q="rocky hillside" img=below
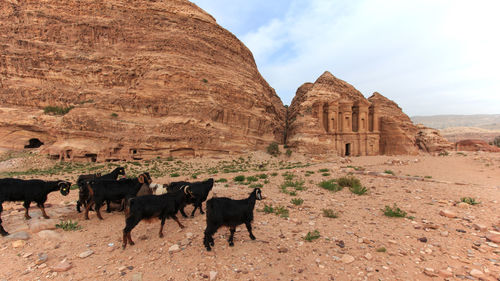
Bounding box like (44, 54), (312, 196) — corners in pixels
(0, 0), (285, 161)
(412, 115), (500, 130)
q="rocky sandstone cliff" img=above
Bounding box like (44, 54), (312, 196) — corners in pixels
(0, 0), (285, 161)
(287, 72), (452, 155)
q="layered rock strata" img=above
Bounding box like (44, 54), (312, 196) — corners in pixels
(0, 0), (285, 161)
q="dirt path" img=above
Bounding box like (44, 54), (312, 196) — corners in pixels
(1, 152), (499, 280)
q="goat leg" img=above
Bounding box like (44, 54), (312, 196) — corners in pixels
(127, 232), (134, 246)
(171, 215), (185, 229)
(122, 231), (128, 249)
(37, 203), (49, 219)
(228, 226), (236, 246)
(95, 203), (104, 220)
(179, 205), (188, 218)
(84, 201), (94, 220)
(23, 201), (31, 220)
(105, 200), (112, 213)
(159, 218), (166, 238)
(245, 222), (256, 240)
(199, 203), (204, 214)
(76, 200), (81, 213)
(190, 205), (198, 217)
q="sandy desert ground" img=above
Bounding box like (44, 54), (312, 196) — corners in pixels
(0, 150), (499, 281)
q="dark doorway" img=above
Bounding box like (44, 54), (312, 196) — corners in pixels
(345, 143), (351, 156)
(24, 138), (44, 149)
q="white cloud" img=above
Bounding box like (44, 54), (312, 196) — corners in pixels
(194, 0), (500, 115)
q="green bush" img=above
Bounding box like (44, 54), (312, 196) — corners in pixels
(376, 247), (387, 252)
(246, 176), (258, 182)
(304, 230), (320, 242)
(43, 105), (74, 115)
(318, 168), (329, 172)
(349, 184), (368, 195)
(56, 220), (81, 231)
(285, 149), (292, 157)
(318, 180), (342, 192)
(384, 170), (395, 175)
(291, 198), (304, 205)
(321, 173), (330, 176)
(266, 142), (280, 156)
(260, 204), (288, 218)
(336, 176), (361, 187)
(322, 209), (338, 218)
(170, 173), (180, 177)
(215, 178), (228, 183)
(234, 175), (245, 182)
(257, 174), (268, 179)
(110, 112), (118, 118)
(383, 204), (407, 217)
(460, 197), (480, 205)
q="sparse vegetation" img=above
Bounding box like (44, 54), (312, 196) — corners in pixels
(285, 149), (292, 157)
(349, 184), (368, 195)
(336, 176), (361, 187)
(439, 151), (449, 156)
(246, 176), (258, 182)
(202, 78), (208, 83)
(170, 173), (180, 177)
(280, 180), (305, 195)
(318, 168), (329, 172)
(384, 170), (395, 175)
(56, 220), (82, 231)
(260, 204), (289, 218)
(318, 180), (343, 192)
(43, 105), (74, 115)
(215, 178), (228, 183)
(376, 247), (387, 253)
(110, 112), (118, 118)
(266, 142), (280, 156)
(234, 175), (245, 182)
(303, 230), (320, 242)
(291, 198), (304, 205)
(322, 209), (339, 218)
(460, 197), (480, 205)
(321, 173), (330, 176)
(383, 204), (407, 218)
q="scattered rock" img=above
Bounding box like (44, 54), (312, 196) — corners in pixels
(424, 268), (437, 277)
(37, 230), (62, 240)
(418, 237), (428, 243)
(457, 202), (470, 209)
(36, 253), (48, 265)
(469, 269), (485, 279)
(168, 244), (181, 253)
(12, 240), (26, 248)
(440, 231), (449, 237)
(131, 272), (142, 281)
(51, 261), (72, 272)
(486, 233), (500, 243)
(341, 254), (355, 264)
(473, 224), (487, 232)
(209, 271), (218, 281)
(29, 219), (58, 233)
(277, 247), (288, 253)
(439, 210), (457, 218)
(438, 269), (453, 278)
(6, 231), (30, 241)
(78, 250), (94, 258)
(364, 253), (372, 260)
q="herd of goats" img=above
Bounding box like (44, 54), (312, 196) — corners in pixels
(0, 167), (263, 250)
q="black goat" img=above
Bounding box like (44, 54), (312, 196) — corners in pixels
(0, 178), (71, 236)
(167, 178), (214, 217)
(203, 188), (262, 251)
(122, 186), (194, 249)
(76, 167), (125, 213)
(84, 173), (151, 220)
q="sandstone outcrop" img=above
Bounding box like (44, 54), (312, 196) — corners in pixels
(287, 72), (380, 155)
(0, 0), (285, 161)
(455, 140), (500, 152)
(287, 72), (452, 155)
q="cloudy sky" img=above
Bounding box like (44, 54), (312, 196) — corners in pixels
(192, 0), (500, 116)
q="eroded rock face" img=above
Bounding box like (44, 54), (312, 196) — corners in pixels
(288, 73), (452, 155)
(287, 72), (380, 156)
(0, 0), (285, 161)
(455, 139), (500, 152)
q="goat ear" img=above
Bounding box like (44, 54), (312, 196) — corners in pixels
(138, 174), (144, 184)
